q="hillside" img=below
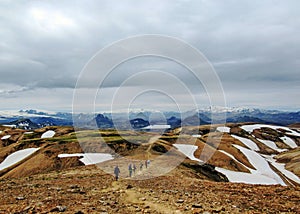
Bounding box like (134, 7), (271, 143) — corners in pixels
(1, 165), (299, 213)
(0, 123), (300, 212)
(1, 123), (300, 184)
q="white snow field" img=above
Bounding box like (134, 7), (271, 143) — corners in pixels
(241, 124), (300, 137)
(173, 144), (203, 163)
(0, 148), (40, 171)
(263, 155), (300, 184)
(2, 125), (16, 128)
(216, 126), (231, 133)
(259, 139), (286, 152)
(231, 135), (259, 151)
(217, 129), (300, 185)
(141, 125), (171, 130)
(1, 135), (11, 140)
(216, 167), (284, 185)
(58, 153), (114, 165)
(217, 145), (285, 185)
(218, 150), (244, 165)
(41, 130), (55, 138)
(24, 132), (34, 135)
(280, 136), (298, 149)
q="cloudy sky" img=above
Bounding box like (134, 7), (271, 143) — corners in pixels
(1, 0), (299, 112)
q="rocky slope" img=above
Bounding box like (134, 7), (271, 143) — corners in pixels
(0, 165), (299, 213)
(1, 123), (300, 186)
(1, 123), (300, 213)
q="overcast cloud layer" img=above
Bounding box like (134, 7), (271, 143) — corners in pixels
(0, 0), (299, 111)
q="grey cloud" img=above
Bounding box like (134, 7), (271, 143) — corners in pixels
(0, 0), (299, 110)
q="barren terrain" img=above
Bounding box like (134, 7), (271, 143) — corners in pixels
(1, 165), (299, 214)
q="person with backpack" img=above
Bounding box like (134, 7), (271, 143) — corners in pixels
(128, 163), (133, 177)
(133, 164), (137, 175)
(139, 162), (143, 171)
(114, 166), (120, 181)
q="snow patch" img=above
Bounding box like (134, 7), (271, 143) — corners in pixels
(0, 148), (40, 171)
(217, 145), (285, 185)
(241, 124), (300, 137)
(0, 110), (56, 118)
(231, 135), (259, 151)
(58, 153), (114, 165)
(280, 136), (297, 149)
(216, 168), (283, 185)
(141, 125), (171, 130)
(1, 135), (11, 140)
(259, 140), (286, 152)
(3, 125), (16, 128)
(41, 130), (55, 138)
(263, 155), (300, 184)
(219, 150), (239, 163)
(24, 132), (34, 135)
(216, 126), (230, 133)
(218, 145), (286, 186)
(173, 144), (203, 163)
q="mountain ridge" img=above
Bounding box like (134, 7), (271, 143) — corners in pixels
(0, 108), (299, 130)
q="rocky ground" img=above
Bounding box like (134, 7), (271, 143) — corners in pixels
(0, 165), (299, 214)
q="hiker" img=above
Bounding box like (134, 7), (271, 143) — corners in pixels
(114, 166), (120, 181)
(139, 162), (143, 171)
(128, 163), (133, 177)
(133, 164), (137, 175)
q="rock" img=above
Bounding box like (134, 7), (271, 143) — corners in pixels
(50, 205), (67, 212)
(176, 199), (184, 203)
(79, 190), (86, 194)
(36, 202), (43, 206)
(213, 207), (225, 213)
(192, 204), (203, 208)
(16, 196), (25, 200)
(139, 197), (146, 201)
(75, 211), (84, 214)
(69, 184), (79, 189)
(126, 184), (133, 189)
(58, 206), (67, 212)
(21, 206), (31, 212)
(212, 207), (225, 213)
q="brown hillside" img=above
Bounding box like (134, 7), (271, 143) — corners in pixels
(0, 165), (299, 213)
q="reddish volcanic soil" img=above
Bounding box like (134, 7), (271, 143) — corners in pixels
(0, 165), (299, 214)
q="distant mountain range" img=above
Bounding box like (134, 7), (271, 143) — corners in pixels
(0, 107), (299, 129)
